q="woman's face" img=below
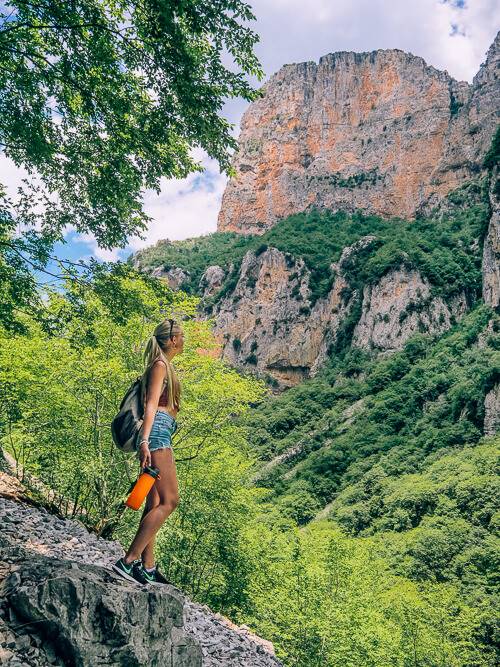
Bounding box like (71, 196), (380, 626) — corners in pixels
(173, 330), (185, 354)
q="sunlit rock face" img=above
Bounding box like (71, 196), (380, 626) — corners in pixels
(218, 33), (499, 235)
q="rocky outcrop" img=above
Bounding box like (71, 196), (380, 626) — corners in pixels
(130, 239), (190, 291)
(484, 383), (500, 436)
(218, 33), (499, 235)
(352, 268), (468, 351)
(212, 246), (316, 387)
(0, 482), (283, 667)
(208, 239), (467, 387)
(308, 236), (377, 374)
(482, 168), (500, 310)
(473, 318), (499, 437)
(1, 536), (201, 667)
(151, 265), (190, 290)
(199, 265), (226, 299)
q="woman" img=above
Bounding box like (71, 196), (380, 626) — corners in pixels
(113, 318), (184, 585)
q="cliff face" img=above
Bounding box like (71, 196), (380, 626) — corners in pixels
(483, 167), (500, 310)
(218, 33), (499, 234)
(208, 240), (468, 388)
(482, 167), (500, 437)
(351, 268), (468, 351)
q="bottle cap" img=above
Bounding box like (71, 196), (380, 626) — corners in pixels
(143, 465), (160, 479)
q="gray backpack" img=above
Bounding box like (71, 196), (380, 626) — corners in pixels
(111, 375), (146, 452)
(111, 360), (168, 452)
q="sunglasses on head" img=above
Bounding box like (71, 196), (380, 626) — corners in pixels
(167, 318), (175, 339)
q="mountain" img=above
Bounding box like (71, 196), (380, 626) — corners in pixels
(130, 34), (499, 393)
(218, 32), (499, 234)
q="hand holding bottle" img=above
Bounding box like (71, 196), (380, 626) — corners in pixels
(138, 440), (151, 470)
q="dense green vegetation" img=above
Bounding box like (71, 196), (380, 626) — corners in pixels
(243, 305), (499, 510)
(128, 232), (257, 294)
(131, 176), (490, 308)
(233, 303), (499, 662)
(330, 440), (499, 638)
(245, 516), (498, 666)
(2, 270), (498, 665)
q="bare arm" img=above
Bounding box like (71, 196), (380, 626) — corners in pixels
(138, 360), (166, 469)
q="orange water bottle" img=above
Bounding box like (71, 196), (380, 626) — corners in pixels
(125, 466), (161, 510)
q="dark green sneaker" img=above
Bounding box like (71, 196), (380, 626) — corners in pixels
(150, 565), (174, 586)
(132, 561), (157, 585)
(112, 557), (141, 584)
(135, 562), (174, 586)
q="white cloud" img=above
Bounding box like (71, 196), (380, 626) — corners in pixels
(0, 154), (28, 199)
(128, 152), (227, 250)
(69, 150), (227, 260)
(71, 233), (123, 262)
(247, 0), (499, 83)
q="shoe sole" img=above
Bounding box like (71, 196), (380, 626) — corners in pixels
(111, 563), (140, 584)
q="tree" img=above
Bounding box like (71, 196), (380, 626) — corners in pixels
(0, 0), (263, 330)
(0, 271), (267, 536)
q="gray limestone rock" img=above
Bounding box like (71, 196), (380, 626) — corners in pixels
(0, 535), (201, 667)
(482, 167), (500, 310)
(352, 267), (468, 351)
(0, 492), (284, 667)
(151, 266), (190, 291)
(199, 265), (226, 299)
(484, 383), (500, 436)
(209, 239), (363, 388)
(206, 237), (468, 386)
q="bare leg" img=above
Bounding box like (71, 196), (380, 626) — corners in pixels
(140, 485), (160, 569)
(124, 447), (179, 564)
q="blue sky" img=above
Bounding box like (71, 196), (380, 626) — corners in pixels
(1, 0), (499, 279)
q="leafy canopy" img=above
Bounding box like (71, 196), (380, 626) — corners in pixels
(0, 0), (263, 330)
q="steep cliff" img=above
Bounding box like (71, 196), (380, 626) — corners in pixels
(482, 159), (500, 436)
(483, 166), (500, 309)
(209, 236), (469, 388)
(129, 37), (497, 395)
(351, 267), (468, 352)
(218, 33), (499, 234)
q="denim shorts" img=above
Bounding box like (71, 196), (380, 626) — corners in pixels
(135, 410), (178, 455)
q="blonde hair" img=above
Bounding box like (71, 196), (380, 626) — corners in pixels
(141, 319), (182, 413)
